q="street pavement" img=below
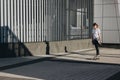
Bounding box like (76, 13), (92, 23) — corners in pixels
(0, 48), (120, 80)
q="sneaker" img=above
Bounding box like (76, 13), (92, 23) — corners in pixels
(93, 55), (97, 60)
(97, 55), (100, 58)
(93, 55), (100, 60)
(96, 55), (100, 60)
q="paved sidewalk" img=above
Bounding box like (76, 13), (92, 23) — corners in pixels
(0, 56), (54, 70)
(0, 48), (120, 67)
(51, 48), (120, 65)
(0, 76), (33, 80)
(0, 48), (120, 70)
(0, 56), (53, 80)
(0, 48), (120, 80)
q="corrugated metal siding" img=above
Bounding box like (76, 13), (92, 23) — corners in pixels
(0, 0), (93, 43)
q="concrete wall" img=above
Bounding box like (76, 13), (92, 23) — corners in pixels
(25, 39), (93, 55)
(49, 39), (93, 53)
(0, 39), (93, 58)
(94, 0), (120, 44)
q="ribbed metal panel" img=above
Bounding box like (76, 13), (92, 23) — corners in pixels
(0, 0), (93, 43)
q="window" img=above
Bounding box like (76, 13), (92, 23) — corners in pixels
(66, 0), (93, 40)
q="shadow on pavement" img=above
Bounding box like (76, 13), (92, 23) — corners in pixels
(0, 57), (54, 71)
(1, 57), (120, 80)
(106, 71), (120, 80)
(1, 55), (120, 71)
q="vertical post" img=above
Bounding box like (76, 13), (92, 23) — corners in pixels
(66, 0), (70, 40)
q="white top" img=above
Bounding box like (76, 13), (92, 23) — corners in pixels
(92, 28), (101, 40)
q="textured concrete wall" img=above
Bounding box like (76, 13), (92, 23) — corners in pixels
(0, 39), (93, 57)
(24, 42), (46, 56)
(24, 39), (93, 55)
(49, 39), (93, 54)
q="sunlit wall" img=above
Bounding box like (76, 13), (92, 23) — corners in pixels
(94, 0), (120, 44)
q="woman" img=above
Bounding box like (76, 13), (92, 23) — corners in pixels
(92, 23), (102, 59)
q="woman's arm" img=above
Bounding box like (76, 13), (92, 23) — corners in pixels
(98, 29), (102, 43)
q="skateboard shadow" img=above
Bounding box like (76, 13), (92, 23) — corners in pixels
(86, 57), (100, 60)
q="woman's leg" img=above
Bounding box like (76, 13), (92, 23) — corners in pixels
(94, 43), (99, 55)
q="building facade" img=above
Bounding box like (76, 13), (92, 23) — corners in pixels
(0, 0), (94, 57)
(1, 0), (120, 57)
(94, 0), (120, 44)
(0, 0), (93, 43)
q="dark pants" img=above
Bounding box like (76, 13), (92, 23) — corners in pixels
(92, 39), (100, 55)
